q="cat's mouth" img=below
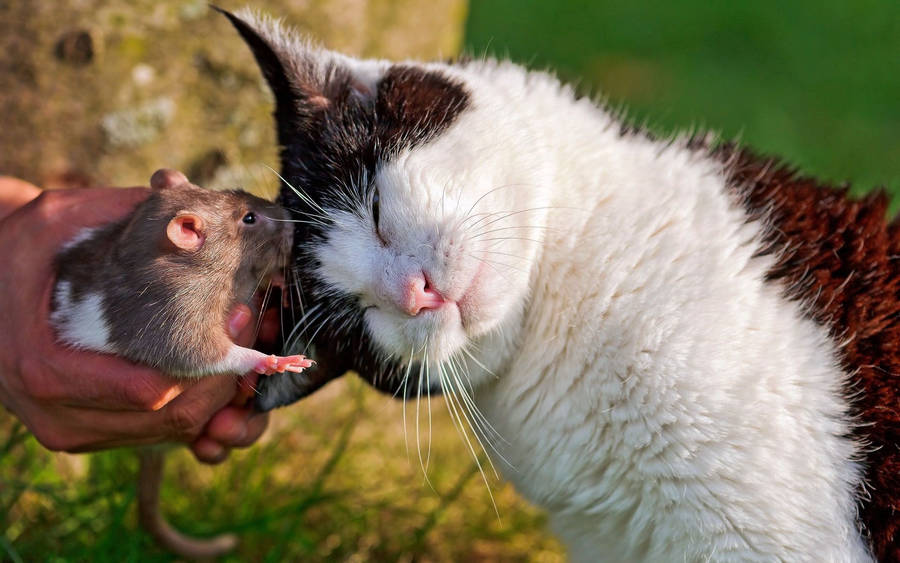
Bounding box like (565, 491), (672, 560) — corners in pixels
(415, 263), (485, 334)
(363, 297), (468, 366)
(394, 263), (494, 363)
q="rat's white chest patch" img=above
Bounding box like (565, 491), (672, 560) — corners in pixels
(51, 280), (113, 353)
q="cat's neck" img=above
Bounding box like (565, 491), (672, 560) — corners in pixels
(465, 66), (733, 378)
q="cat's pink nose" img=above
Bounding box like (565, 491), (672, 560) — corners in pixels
(402, 273), (446, 316)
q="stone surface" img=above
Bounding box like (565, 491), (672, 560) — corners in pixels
(0, 0), (467, 195)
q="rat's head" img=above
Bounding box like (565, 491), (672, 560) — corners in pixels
(222, 9), (547, 399)
(148, 168), (293, 302)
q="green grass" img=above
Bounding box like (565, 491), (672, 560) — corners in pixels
(2, 378), (563, 561)
(465, 0), (900, 202)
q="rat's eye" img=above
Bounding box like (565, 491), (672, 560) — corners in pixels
(242, 212), (257, 225)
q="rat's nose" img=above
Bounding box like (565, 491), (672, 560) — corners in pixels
(401, 273), (446, 316)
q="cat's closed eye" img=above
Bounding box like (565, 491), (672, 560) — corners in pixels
(372, 187), (387, 245)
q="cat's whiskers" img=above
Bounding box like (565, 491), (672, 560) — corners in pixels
(461, 203), (552, 233)
(282, 304), (324, 352)
(449, 354), (510, 471)
(400, 346), (415, 462)
(470, 224), (560, 241)
(459, 345), (496, 379)
(284, 266), (305, 326)
(252, 278), (274, 342)
(334, 173), (365, 215)
(437, 358), (500, 518)
(279, 265), (291, 347)
(455, 183), (534, 231)
(278, 202), (332, 226)
(465, 253), (518, 284)
(475, 248), (532, 263)
(479, 236), (547, 246)
(465, 205), (578, 236)
(298, 308), (349, 356)
(425, 347), (435, 475)
(268, 217), (329, 227)
(439, 176), (453, 224)
(264, 165), (335, 223)
(415, 346), (426, 481)
(467, 253), (528, 274)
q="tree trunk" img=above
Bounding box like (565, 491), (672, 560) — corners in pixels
(0, 0), (467, 193)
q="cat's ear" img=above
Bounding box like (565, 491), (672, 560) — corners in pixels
(215, 7), (378, 131)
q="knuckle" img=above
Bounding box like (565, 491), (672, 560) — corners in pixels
(123, 376), (173, 411)
(165, 404), (205, 440)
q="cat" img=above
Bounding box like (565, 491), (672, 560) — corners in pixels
(219, 7), (900, 561)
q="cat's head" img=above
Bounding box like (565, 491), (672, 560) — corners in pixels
(219, 8), (547, 409)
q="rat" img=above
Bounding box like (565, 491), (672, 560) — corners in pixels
(221, 7), (900, 561)
(50, 168), (312, 558)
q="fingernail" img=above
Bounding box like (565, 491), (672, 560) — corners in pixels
(228, 307), (251, 338)
(193, 438), (228, 465)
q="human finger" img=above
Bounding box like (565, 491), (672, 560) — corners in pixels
(22, 403), (174, 452)
(75, 374), (239, 447)
(257, 305), (281, 347)
(29, 187), (151, 250)
(205, 409), (269, 449)
(158, 374), (240, 441)
(239, 411), (269, 448)
(0, 176), (41, 220)
(202, 406), (269, 448)
(228, 303), (255, 347)
(190, 437), (229, 465)
(48, 374), (241, 448)
(29, 342), (186, 412)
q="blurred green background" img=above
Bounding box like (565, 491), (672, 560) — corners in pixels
(3, 1), (899, 561)
(468, 0), (900, 203)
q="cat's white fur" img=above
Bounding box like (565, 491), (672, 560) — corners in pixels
(244, 11), (871, 561)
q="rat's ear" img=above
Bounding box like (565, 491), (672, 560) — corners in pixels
(151, 169), (189, 190)
(214, 7), (380, 145)
(166, 213), (206, 251)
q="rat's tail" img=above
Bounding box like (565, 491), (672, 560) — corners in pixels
(137, 447), (239, 559)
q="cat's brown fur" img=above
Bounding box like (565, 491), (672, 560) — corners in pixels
(720, 143), (900, 560)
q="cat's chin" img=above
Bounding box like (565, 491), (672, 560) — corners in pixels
(365, 302), (471, 365)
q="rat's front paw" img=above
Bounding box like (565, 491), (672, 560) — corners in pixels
(253, 354), (314, 375)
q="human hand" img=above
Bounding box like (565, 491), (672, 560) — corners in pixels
(0, 176), (41, 220)
(0, 181), (271, 463)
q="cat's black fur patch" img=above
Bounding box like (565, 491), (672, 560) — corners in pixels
(377, 66), (470, 154)
(220, 9), (469, 407)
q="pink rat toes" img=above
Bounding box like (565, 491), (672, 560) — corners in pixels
(253, 354), (313, 375)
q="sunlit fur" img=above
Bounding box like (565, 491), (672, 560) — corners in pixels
(238, 10), (871, 561)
